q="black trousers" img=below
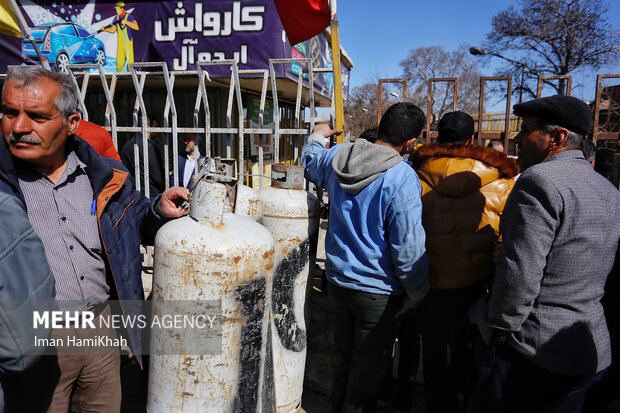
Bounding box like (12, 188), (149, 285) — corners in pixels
(420, 284), (485, 413)
(327, 282), (401, 413)
(467, 338), (606, 413)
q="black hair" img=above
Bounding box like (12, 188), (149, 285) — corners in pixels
(377, 102), (425, 147)
(359, 127), (378, 143)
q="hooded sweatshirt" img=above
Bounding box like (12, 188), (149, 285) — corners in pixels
(301, 134), (429, 305)
(332, 139), (402, 194)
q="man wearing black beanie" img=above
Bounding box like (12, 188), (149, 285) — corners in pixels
(410, 111), (518, 412)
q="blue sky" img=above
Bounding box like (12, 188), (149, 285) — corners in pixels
(337, 0), (620, 101)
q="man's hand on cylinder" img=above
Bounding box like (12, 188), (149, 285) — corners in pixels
(157, 187), (190, 218)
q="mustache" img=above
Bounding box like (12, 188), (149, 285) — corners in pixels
(9, 133), (40, 145)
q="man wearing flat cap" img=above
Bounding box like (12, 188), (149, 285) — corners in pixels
(469, 95), (620, 412)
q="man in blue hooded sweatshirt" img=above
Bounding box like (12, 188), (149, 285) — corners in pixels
(301, 102), (429, 412)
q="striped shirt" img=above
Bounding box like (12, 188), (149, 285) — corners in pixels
(17, 151), (109, 310)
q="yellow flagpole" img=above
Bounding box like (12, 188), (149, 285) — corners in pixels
(330, 15), (344, 143)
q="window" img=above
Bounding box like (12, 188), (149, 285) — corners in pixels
(54, 25), (77, 37)
(75, 26), (90, 38)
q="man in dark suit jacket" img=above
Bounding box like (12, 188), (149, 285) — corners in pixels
(174, 134), (203, 189)
(120, 117), (166, 199)
(470, 95), (620, 412)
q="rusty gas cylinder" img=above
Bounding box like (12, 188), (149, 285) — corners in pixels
(235, 182), (263, 221)
(191, 158), (262, 221)
(258, 164), (321, 412)
(148, 178), (276, 412)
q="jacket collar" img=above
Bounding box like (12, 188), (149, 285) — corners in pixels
(410, 143), (519, 178)
(0, 135), (20, 194)
(543, 149), (585, 164)
(0, 134), (116, 198)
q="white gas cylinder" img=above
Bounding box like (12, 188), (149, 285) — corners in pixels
(148, 179), (276, 412)
(258, 164), (321, 412)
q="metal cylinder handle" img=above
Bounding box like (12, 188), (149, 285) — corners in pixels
(271, 163), (305, 189)
(190, 179), (226, 225)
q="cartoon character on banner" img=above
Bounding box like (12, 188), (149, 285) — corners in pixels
(101, 1), (139, 72)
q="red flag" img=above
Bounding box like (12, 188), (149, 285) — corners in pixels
(274, 0), (331, 46)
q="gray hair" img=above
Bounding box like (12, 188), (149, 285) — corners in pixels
(2, 66), (80, 122)
(537, 121), (584, 148)
(581, 139), (596, 162)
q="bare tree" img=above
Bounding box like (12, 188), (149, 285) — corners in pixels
(399, 45), (481, 126)
(344, 82), (396, 138)
(483, 0), (620, 99)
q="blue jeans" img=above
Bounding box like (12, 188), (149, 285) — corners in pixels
(467, 336), (606, 413)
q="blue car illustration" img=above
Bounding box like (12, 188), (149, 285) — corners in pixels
(22, 23), (106, 72)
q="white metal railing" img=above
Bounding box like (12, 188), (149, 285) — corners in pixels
(58, 59), (331, 194)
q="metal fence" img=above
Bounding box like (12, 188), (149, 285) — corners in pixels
(415, 74), (620, 155)
(0, 59), (331, 198)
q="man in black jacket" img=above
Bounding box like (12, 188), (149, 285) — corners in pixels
(120, 116), (166, 199)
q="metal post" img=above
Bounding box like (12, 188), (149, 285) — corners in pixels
(239, 69), (269, 188)
(196, 64), (212, 160)
(163, 72), (176, 190)
(196, 60), (244, 179)
(593, 74), (603, 146)
(477, 77), (512, 153)
(129, 71), (147, 195)
(536, 75), (573, 98)
(519, 67), (524, 104)
(7, 0), (51, 71)
(66, 63), (119, 148)
(504, 77), (513, 153)
(231, 62), (245, 180)
(269, 60), (280, 164)
(65, 68), (90, 120)
(330, 17), (344, 143)
(268, 58), (313, 164)
(377, 78), (407, 125)
(425, 78), (458, 143)
(477, 80), (484, 146)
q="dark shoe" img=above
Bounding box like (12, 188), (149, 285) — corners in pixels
(393, 387), (414, 413)
(321, 204), (329, 219)
(376, 378), (394, 408)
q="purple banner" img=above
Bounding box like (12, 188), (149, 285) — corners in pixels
(284, 33), (350, 102)
(0, 1), (349, 98)
(150, 0), (283, 75)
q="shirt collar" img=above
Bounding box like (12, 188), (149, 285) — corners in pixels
(15, 149), (86, 186)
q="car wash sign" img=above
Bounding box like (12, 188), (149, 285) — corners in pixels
(1, 0), (280, 75)
(0, 1), (349, 97)
(153, 1), (271, 71)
